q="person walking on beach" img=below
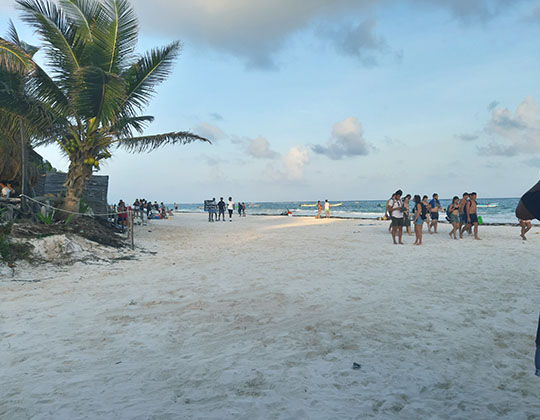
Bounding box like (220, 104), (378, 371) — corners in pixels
(237, 201), (242, 217)
(324, 200), (330, 218)
(217, 197), (226, 221)
(413, 195), (425, 245)
(519, 219), (532, 240)
(316, 200), (322, 219)
(448, 196), (460, 239)
(459, 192), (470, 238)
(429, 193), (442, 233)
(242, 202), (246, 217)
(465, 192), (480, 240)
(228, 197), (234, 221)
(388, 190), (404, 245)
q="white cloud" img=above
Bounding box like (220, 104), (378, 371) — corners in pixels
(312, 116), (370, 159)
(247, 136), (280, 159)
(128, 0), (524, 69)
(264, 146), (309, 181)
(479, 96), (540, 156)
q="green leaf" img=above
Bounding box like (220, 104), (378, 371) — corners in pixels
(116, 131), (210, 153)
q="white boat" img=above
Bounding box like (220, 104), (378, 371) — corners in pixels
(477, 203), (498, 208)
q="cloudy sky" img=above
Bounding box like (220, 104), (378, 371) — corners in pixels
(2, 0), (540, 202)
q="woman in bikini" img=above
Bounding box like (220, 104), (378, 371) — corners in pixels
(448, 196), (460, 240)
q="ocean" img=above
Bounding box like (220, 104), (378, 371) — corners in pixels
(170, 197), (527, 224)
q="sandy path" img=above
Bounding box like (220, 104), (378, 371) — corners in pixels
(1, 214), (539, 419)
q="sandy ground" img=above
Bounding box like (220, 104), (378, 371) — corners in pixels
(1, 214), (539, 420)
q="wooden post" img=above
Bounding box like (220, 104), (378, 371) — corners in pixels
(19, 117), (26, 212)
(129, 208), (134, 250)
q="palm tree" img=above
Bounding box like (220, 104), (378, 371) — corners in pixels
(0, 0), (208, 214)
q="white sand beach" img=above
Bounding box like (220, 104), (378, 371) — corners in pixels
(1, 214), (539, 419)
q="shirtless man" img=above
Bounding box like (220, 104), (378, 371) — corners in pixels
(465, 192), (480, 240)
(458, 192), (469, 238)
(316, 200), (322, 219)
(515, 179), (540, 377)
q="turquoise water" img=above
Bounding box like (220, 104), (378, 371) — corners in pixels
(170, 198), (524, 224)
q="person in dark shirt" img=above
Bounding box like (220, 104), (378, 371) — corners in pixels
(516, 179), (540, 377)
(217, 197), (226, 222)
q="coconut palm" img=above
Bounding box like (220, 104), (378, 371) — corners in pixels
(0, 0), (208, 213)
(0, 21), (52, 200)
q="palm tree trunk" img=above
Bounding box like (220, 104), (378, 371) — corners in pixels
(63, 161), (92, 214)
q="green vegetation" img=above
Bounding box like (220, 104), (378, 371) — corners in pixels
(0, 224), (30, 263)
(0, 0), (209, 215)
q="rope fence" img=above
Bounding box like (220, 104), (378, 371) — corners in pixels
(19, 194), (136, 250)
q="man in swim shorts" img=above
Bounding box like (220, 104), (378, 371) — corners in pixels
(217, 197), (226, 221)
(465, 192), (480, 240)
(515, 179), (540, 377)
(429, 193), (442, 233)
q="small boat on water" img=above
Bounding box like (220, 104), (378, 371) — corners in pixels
(477, 203), (499, 208)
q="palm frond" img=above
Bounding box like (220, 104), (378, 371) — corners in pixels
(7, 20), (39, 56)
(70, 65), (126, 123)
(122, 41), (180, 114)
(60, 0), (102, 43)
(110, 114), (154, 137)
(0, 37), (35, 72)
(16, 0), (82, 77)
(94, 0), (138, 73)
(116, 131), (210, 153)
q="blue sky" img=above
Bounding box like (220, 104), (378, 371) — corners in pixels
(2, 0), (540, 203)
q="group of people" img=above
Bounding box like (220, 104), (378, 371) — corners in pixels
(206, 197), (246, 222)
(386, 190), (483, 245)
(0, 182), (15, 199)
(109, 199), (173, 229)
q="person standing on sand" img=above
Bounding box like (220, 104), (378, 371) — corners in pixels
(459, 192), (470, 238)
(386, 193), (395, 233)
(228, 197), (234, 221)
(316, 200), (322, 219)
(465, 192), (480, 240)
(519, 219), (532, 240)
(237, 201), (242, 217)
(413, 195), (424, 245)
(388, 190), (404, 245)
(514, 178), (540, 377)
(324, 199), (330, 218)
(242, 202), (246, 217)
(422, 195), (432, 233)
(429, 193), (442, 233)
(402, 194), (412, 236)
(217, 197), (226, 221)
(448, 196), (460, 239)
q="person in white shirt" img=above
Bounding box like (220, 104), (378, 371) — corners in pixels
(386, 189), (404, 245)
(324, 199), (330, 218)
(227, 197), (234, 221)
